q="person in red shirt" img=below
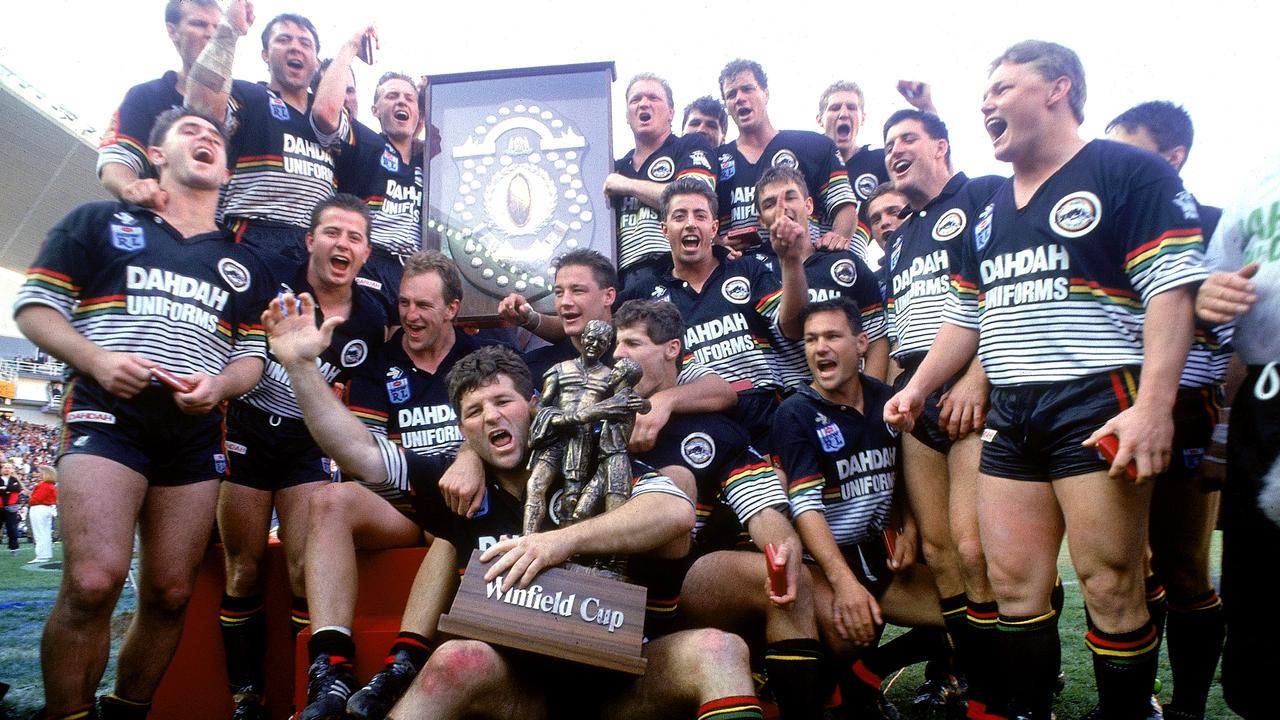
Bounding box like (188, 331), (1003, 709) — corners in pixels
(28, 466), (57, 563)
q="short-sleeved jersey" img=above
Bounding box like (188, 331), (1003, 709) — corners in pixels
(14, 202), (270, 378)
(637, 411), (787, 552)
(618, 251), (786, 393)
(219, 83), (348, 228)
(773, 380), (898, 547)
(335, 120), (424, 257)
(346, 328), (485, 457)
(614, 133), (716, 270)
(845, 145), (889, 248)
(237, 267), (389, 418)
(885, 173), (1004, 361)
(774, 249), (888, 387)
(944, 140), (1208, 385)
(1204, 163), (1280, 365)
(716, 130), (857, 256)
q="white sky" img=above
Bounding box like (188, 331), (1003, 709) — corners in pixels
(2, 0), (1276, 204)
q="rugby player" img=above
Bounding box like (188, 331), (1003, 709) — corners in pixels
(317, 33), (424, 311)
(98, 0), (253, 209)
(16, 107), (271, 720)
(886, 40), (1206, 719)
(616, 177), (810, 441)
(879, 108), (1006, 717)
(682, 96), (728, 149)
(216, 194), (388, 720)
(774, 297), (948, 719)
(185, 0), (347, 266)
(753, 165), (889, 384)
(1107, 100), (1229, 720)
(605, 73), (716, 290)
(817, 80), (936, 249)
(863, 183), (910, 256)
(1195, 166), (1276, 720)
(612, 299), (827, 720)
(263, 303), (764, 720)
(293, 251), (480, 719)
(715, 60), (859, 259)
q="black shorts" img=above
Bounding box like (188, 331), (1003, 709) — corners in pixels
(980, 368), (1139, 482)
(223, 401), (333, 491)
(893, 354), (960, 454)
(1158, 384), (1222, 483)
(59, 376), (227, 486)
(806, 538), (894, 598)
(736, 389), (779, 446)
(358, 248), (408, 318)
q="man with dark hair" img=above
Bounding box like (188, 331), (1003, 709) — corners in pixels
(887, 40), (1206, 719)
(715, 59), (859, 260)
(1107, 100), (1228, 720)
(618, 177), (809, 440)
(184, 1), (350, 266)
(817, 80), (936, 248)
(774, 297), (948, 719)
(863, 183), (909, 255)
(318, 28), (424, 311)
(753, 165), (889, 384)
(606, 73), (717, 290)
(293, 249), (481, 719)
(879, 107), (1006, 718)
(216, 193), (389, 720)
(16, 107), (271, 720)
(264, 301), (766, 720)
(682, 96), (728, 149)
(98, 0), (253, 209)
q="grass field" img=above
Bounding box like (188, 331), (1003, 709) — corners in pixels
(0, 536), (1239, 719)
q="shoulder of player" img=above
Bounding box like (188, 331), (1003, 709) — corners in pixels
(775, 129), (837, 153)
(1090, 138), (1182, 186)
(347, 282), (395, 331)
(122, 72), (181, 106)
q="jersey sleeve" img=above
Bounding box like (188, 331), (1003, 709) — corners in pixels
(1118, 157), (1209, 302)
(675, 359), (716, 383)
(373, 434), (455, 534)
(311, 106), (354, 149)
(771, 399), (824, 518)
(227, 254), (272, 363)
(751, 258), (784, 324)
(720, 445), (789, 526)
(675, 134), (717, 189)
(97, 83), (162, 179)
(13, 205), (102, 319)
(630, 466), (695, 507)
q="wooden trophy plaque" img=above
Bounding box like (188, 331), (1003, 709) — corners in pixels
(437, 550), (648, 674)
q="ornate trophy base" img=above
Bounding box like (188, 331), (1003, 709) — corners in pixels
(437, 550), (648, 674)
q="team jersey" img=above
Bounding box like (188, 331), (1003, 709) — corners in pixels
(1204, 162), (1280, 366)
(219, 83), (349, 228)
(15, 202), (270, 379)
(617, 250), (786, 393)
(335, 120), (424, 257)
(845, 145), (889, 248)
(774, 380), (898, 547)
(614, 133), (716, 270)
(637, 411), (787, 552)
(774, 249), (888, 387)
(346, 328), (486, 459)
(943, 140), (1207, 385)
(524, 336), (716, 391)
(236, 267), (389, 418)
(885, 173), (1004, 361)
(716, 130), (857, 257)
(1181, 201), (1232, 387)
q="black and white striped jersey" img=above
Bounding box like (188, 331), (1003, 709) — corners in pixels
(614, 133), (717, 270)
(336, 120), (423, 257)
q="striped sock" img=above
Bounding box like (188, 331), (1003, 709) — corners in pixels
(98, 693), (150, 720)
(219, 593), (265, 699)
(1087, 620), (1161, 718)
(1145, 575), (1169, 638)
(1167, 591), (1223, 718)
(290, 595), (310, 637)
(966, 600), (1003, 714)
(387, 631), (433, 669)
(998, 611), (1059, 719)
(763, 638), (826, 719)
(940, 593), (969, 669)
(47, 704), (97, 720)
(697, 695), (764, 720)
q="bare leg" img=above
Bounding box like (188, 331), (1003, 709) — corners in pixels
(217, 482), (273, 597)
(41, 455), (147, 715)
(902, 434), (965, 597)
(389, 640), (546, 720)
(605, 629), (755, 720)
(275, 480), (327, 597)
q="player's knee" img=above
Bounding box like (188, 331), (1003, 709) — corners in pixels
(309, 483), (358, 527)
(139, 577), (197, 619)
(673, 628), (750, 679)
(64, 564), (128, 615)
(418, 640), (503, 695)
(954, 535), (989, 580)
(1150, 558), (1210, 601)
(1077, 563), (1143, 615)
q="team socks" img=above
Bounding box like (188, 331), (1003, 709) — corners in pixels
(763, 638), (826, 719)
(1145, 575), (1168, 638)
(308, 627), (356, 664)
(1166, 591), (1223, 718)
(965, 599), (1003, 718)
(1086, 620), (1161, 719)
(387, 631), (433, 669)
(219, 592), (266, 701)
(97, 694), (150, 720)
(290, 595), (311, 637)
(697, 696), (764, 720)
(998, 611), (1059, 719)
